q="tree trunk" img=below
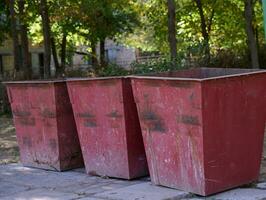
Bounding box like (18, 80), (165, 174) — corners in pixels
(9, 0), (20, 73)
(100, 39), (106, 67)
(40, 0), (51, 78)
(194, 0), (211, 62)
(18, 0), (32, 80)
(91, 42), (98, 67)
(51, 37), (60, 75)
(167, 0), (177, 66)
(0, 55), (3, 76)
(244, 0), (259, 69)
(60, 32), (67, 75)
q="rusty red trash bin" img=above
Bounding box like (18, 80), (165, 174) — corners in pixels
(67, 77), (148, 179)
(5, 80), (83, 171)
(131, 68), (266, 196)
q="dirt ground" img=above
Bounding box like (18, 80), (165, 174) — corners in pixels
(0, 117), (19, 164)
(0, 116), (266, 181)
(259, 128), (266, 182)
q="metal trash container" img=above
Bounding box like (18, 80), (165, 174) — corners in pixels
(131, 68), (266, 196)
(5, 80), (83, 171)
(67, 77), (148, 179)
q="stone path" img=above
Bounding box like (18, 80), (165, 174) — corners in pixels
(1, 163), (266, 200)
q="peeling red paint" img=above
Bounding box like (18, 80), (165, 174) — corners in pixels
(41, 108), (56, 118)
(17, 117), (36, 126)
(131, 68), (266, 196)
(13, 109), (31, 117)
(177, 115), (200, 126)
(67, 78), (148, 179)
(6, 81), (84, 171)
(106, 110), (123, 119)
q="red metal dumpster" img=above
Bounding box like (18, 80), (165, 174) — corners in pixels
(131, 68), (266, 196)
(5, 80), (83, 171)
(67, 77), (148, 179)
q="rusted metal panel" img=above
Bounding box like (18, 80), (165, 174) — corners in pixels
(6, 81), (83, 171)
(131, 68), (266, 196)
(67, 78), (148, 179)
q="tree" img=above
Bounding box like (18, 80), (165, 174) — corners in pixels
(167, 0), (177, 64)
(49, 0), (82, 76)
(23, 0), (139, 75)
(244, 0), (259, 69)
(5, 0), (265, 78)
(8, 0), (20, 74)
(18, 0), (32, 79)
(90, 36), (98, 67)
(193, 0), (216, 63)
(0, 1), (10, 45)
(39, 0), (51, 78)
(77, 0), (139, 68)
(0, 1), (9, 77)
(60, 32), (67, 73)
(51, 36), (60, 73)
(99, 39), (106, 67)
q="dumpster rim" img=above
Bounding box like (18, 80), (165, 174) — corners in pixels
(128, 68), (266, 82)
(3, 79), (66, 84)
(66, 76), (127, 82)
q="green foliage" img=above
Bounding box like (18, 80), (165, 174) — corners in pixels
(94, 57), (187, 77)
(76, 0), (139, 42)
(27, 0), (140, 70)
(65, 68), (91, 77)
(0, 1), (10, 45)
(88, 58), (187, 77)
(65, 63), (129, 77)
(1, 0), (266, 78)
(97, 64), (130, 77)
(30, 0), (139, 44)
(124, 0), (265, 62)
(131, 55), (186, 74)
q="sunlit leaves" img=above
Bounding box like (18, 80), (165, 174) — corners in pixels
(125, 0), (264, 57)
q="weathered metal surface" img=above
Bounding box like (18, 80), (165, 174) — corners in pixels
(6, 81), (83, 171)
(67, 78), (148, 179)
(131, 68), (266, 196)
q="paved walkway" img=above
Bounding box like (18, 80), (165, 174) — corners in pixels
(1, 163), (266, 200)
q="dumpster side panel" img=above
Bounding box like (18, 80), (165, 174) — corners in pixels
(122, 79), (148, 178)
(68, 79), (131, 179)
(55, 83), (83, 170)
(7, 85), (34, 168)
(8, 84), (60, 170)
(132, 79), (205, 194)
(202, 73), (266, 195)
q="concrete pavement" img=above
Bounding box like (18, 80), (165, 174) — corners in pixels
(0, 163), (266, 200)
